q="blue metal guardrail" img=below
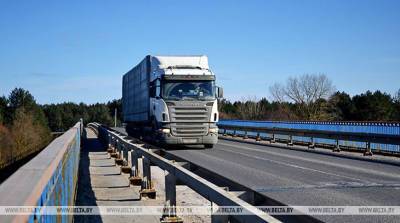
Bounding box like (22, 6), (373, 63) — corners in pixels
(218, 119), (400, 153)
(0, 122), (82, 223)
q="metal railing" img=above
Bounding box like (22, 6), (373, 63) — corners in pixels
(88, 123), (280, 223)
(0, 121), (82, 223)
(219, 119), (400, 153)
(217, 123), (400, 156)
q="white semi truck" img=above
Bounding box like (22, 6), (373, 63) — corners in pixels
(122, 55), (223, 148)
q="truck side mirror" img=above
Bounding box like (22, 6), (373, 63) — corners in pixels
(216, 86), (224, 98)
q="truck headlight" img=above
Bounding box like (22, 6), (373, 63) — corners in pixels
(161, 128), (171, 134)
(209, 128), (218, 133)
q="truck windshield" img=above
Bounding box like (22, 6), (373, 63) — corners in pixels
(162, 80), (215, 101)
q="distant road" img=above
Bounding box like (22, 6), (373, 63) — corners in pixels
(113, 127), (400, 223)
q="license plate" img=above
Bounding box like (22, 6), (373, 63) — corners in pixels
(183, 138), (197, 144)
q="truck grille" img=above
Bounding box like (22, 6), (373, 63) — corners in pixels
(171, 123), (208, 137)
(169, 106), (211, 136)
(170, 107), (209, 122)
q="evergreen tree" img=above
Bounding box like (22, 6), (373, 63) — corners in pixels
(352, 91), (394, 121)
(0, 96), (8, 124)
(327, 92), (354, 120)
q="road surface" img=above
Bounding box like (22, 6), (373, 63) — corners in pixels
(113, 127), (400, 223)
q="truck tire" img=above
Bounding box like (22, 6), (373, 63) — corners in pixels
(204, 144), (214, 149)
(151, 118), (159, 144)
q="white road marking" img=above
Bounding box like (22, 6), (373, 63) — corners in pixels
(219, 141), (400, 180)
(186, 149), (294, 182)
(218, 143), (367, 182)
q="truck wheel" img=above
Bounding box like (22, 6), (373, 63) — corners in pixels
(204, 144), (214, 149)
(151, 119), (159, 144)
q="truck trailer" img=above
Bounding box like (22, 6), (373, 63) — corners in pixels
(122, 55), (223, 148)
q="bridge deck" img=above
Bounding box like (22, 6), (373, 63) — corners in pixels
(74, 128), (159, 223)
(169, 139), (400, 223)
(112, 127), (400, 223)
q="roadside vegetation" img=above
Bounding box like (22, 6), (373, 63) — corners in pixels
(220, 74), (400, 122)
(1, 74), (399, 171)
(41, 100), (121, 132)
(0, 88), (121, 171)
(0, 88), (51, 170)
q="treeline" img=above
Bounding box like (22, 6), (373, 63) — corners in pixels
(0, 88), (123, 170)
(41, 99), (122, 132)
(1, 76), (399, 169)
(0, 88), (52, 169)
(220, 91), (400, 121)
(220, 74), (400, 122)
(219, 74), (400, 121)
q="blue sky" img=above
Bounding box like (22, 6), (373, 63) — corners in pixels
(0, 0), (399, 104)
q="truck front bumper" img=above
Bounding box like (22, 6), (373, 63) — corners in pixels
(160, 133), (218, 145)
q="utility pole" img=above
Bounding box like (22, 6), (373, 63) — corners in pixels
(114, 108), (117, 128)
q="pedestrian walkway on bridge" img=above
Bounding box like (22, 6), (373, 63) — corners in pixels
(74, 128), (160, 223)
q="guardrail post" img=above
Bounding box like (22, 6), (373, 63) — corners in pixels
(223, 129), (227, 136)
(256, 132), (261, 141)
(364, 142), (373, 156)
(287, 135), (293, 146)
(107, 134), (114, 153)
(308, 137), (315, 149)
(110, 137), (118, 158)
(161, 170), (183, 223)
(243, 131), (248, 139)
(123, 144), (129, 163)
(129, 149), (142, 185)
(211, 205), (229, 223)
(121, 144), (131, 173)
(140, 156), (156, 198)
(333, 139), (341, 152)
(270, 133), (276, 143)
(115, 141), (124, 165)
(165, 171), (176, 205)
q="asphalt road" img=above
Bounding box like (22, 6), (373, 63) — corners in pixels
(113, 127), (400, 223)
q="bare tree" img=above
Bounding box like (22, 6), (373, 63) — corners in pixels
(394, 89), (400, 102)
(269, 83), (286, 103)
(284, 74), (334, 104)
(269, 73), (335, 120)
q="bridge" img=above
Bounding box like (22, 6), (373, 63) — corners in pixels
(0, 120), (399, 223)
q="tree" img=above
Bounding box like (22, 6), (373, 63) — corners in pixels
(219, 98), (238, 119)
(42, 104), (64, 131)
(393, 89), (400, 121)
(11, 109), (42, 158)
(236, 96), (263, 120)
(0, 124), (14, 167)
(88, 103), (113, 126)
(107, 99), (122, 126)
(6, 88), (49, 130)
(0, 96), (8, 125)
(352, 91), (394, 121)
(7, 88), (36, 121)
(327, 92), (354, 121)
(257, 97), (270, 119)
(0, 88), (51, 169)
(269, 83), (286, 103)
(269, 101), (298, 120)
(395, 89), (400, 102)
(41, 100), (119, 132)
(269, 73), (335, 120)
